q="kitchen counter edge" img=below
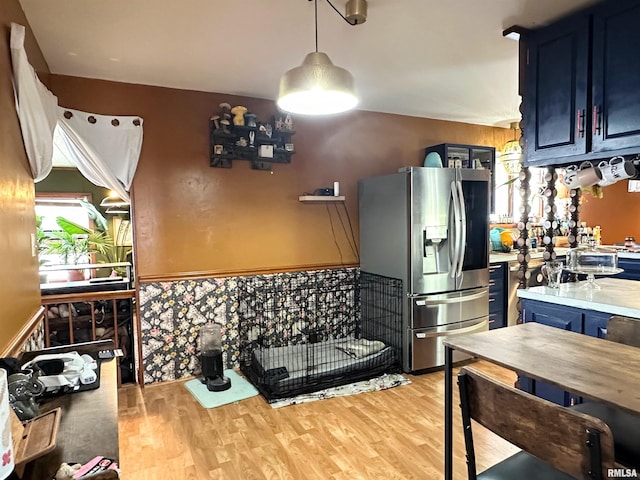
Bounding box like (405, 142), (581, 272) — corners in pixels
(517, 278), (640, 318)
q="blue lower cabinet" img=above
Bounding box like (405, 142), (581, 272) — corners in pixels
(518, 375), (581, 406)
(522, 300), (582, 332)
(617, 259), (640, 281)
(584, 311), (611, 338)
(489, 312), (506, 330)
(489, 263), (507, 329)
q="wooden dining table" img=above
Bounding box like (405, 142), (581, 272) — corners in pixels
(442, 322), (640, 480)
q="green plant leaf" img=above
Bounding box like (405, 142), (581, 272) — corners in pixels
(80, 199), (108, 233)
(56, 217), (93, 235)
(496, 177), (518, 189)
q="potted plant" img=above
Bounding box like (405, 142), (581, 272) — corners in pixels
(44, 217), (109, 281)
(80, 200), (132, 277)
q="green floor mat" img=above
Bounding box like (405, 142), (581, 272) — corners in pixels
(185, 369), (259, 409)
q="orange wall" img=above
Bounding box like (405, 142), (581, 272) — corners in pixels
(50, 75), (511, 280)
(581, 181), (640, 245)
(0, 2), (49, 352)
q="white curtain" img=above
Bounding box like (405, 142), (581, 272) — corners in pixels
(54, 109), (144, 202)
(10, 23), (57, 182)
(9, 23), (143, 197)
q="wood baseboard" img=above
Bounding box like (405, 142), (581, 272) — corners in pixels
(137, 263), (359, 284)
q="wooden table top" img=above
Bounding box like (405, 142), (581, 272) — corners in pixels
(18, 341), (119, 479)
(444, 322), (640, 416)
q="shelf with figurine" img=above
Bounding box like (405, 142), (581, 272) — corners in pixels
(210, 102), (295, 171)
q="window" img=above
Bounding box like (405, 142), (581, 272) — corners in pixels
(493, 162), (568, 228)
(36, 193), (94, 278)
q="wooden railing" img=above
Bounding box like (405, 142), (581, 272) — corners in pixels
(41, 289), (135, 385)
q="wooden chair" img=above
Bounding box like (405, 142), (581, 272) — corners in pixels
(458, 366), (615, 480)
(573, 315), (640, 468)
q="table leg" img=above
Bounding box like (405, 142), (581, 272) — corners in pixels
(445, 345), (452, 480)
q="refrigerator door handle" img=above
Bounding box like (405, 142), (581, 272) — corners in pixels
(449, 181), (460, 279)
(415, 289), (487, 306)
(413, 318), (489, 338)
(456, 180), (467, 278)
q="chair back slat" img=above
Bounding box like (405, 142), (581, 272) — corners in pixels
(459, 366), (616, 480)
(607, 315), (640, 348)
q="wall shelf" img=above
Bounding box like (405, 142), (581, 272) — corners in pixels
(299, 195), (345, 202)
(210, 116), (295, 171)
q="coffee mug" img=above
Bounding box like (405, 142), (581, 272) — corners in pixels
(598, 156), (637, 186)
(576, 161), (603, 187)
(562, 165), (581, 189)
(563, 162), (602, 189)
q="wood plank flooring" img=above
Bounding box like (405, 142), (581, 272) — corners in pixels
(118, 362), (519, 479)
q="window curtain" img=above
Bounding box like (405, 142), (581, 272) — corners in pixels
(9, 23), (57, 182)
(9, 23), (143, 199)
(54, 109), (143, 202)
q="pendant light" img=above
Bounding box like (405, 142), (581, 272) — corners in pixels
(277, 0), (359, 115)
(100, 191), (129, 207)
(500, 122), (522, 176)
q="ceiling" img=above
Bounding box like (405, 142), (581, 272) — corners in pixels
(20, 0), (602, 128)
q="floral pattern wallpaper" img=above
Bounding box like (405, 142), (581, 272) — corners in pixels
(139, 268), (359, 384)
(21, 319), (45, 353)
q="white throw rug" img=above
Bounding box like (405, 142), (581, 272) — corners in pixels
(269, 373), (411, 409)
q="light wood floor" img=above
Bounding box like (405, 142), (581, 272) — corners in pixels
(118, 361), (519, 479)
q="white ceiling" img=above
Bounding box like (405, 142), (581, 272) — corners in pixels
(20, 0), (602, 127)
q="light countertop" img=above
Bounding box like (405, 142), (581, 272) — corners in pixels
(490, 248), (640, 264)
(618, 251), (640, 259)
(490, 248), (570, 264)
(517, 278), (640, 318)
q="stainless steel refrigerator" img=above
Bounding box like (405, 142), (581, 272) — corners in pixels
(359, 166), (490, 372)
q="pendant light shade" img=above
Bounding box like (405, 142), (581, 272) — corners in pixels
(276, 0), (360, 115)
(277, 52), (358, 115)
(500, 121), (522, 175)
(100, 192), (130, 208)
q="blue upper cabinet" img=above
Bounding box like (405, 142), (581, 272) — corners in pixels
(521, 0), (640, 166)
(523, 15), (589, 164)
(591, 0), (640, 153)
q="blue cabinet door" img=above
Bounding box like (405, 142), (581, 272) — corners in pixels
(489, 263), (506, 329)
(617, 259), (640, 281)
(591, 0), (640, 153)
(584, 311), (611, 339)
(523, 14), (589, 165)
(522, 300), (583, 332)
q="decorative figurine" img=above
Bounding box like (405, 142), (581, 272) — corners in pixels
(231, 106), (247, 126)
(220, 118), (231, 135)
(284, 113), (293, 131)
(275, 116), (285, 131)
(219, 102), (231, 116)
(211, 115), (221, 131)
(265, 123), (273, 138)
(245, 113), (257, 128)
(249, 131), (256, 147)
(236, 137), (248, 147)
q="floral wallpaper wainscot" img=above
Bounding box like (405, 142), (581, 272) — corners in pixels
(139, 277), (239, 384)
(139, 268), (359, 385)
(21, 320), (45, 353)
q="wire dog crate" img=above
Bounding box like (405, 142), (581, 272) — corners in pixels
(239, 270), (402, 402)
